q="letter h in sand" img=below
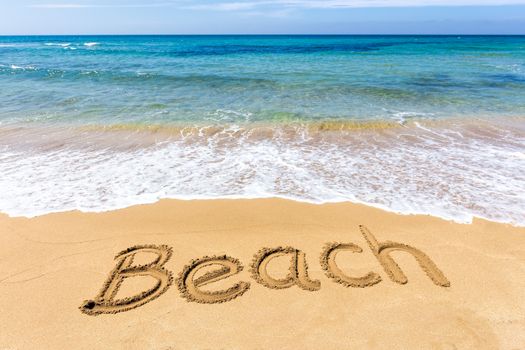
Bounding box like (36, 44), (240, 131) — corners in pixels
(359, 225), (450, 287)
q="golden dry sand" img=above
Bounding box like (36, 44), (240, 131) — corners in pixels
(1, 198), (524, 349)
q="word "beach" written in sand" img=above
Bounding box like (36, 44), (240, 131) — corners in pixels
(80, 225), (450, 315)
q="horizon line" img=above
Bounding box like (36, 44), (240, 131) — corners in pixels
(1, 33), (525, 36)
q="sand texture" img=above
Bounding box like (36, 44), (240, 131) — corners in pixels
(1, 198), (524, 349)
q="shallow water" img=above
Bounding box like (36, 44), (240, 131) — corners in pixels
(0, 35), (524, 224)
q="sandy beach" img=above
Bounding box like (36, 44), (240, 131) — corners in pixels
(1, 198), (524, 349)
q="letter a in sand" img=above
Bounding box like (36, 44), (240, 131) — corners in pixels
(80, 245), (173, 315)
(250, 247), (321, 291)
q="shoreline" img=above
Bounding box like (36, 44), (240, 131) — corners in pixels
(0, 115), (525, 226)
(2, 115), (523, 227)
(0, 196), (523, 228)
(1, 198), (524, 349)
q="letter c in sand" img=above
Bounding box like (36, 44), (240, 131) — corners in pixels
(320, 242), (382, 288)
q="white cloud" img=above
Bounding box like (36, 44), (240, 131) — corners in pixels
(278, 0), (525, 7)
(28, 3), (90, 7)
(28, 0), (525, 10)
(185, 2), (260, 10)
(28, 2), (174, 8)
(185, 0), (525, 11)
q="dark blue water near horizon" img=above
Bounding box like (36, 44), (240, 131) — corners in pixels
(1, 35), (524, 125)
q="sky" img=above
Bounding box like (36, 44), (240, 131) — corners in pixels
(1, 0), (525, 35)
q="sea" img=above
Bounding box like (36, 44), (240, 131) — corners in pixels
(0, 35), (524, 225)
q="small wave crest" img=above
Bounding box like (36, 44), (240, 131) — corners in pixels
(78, 119), (406, 136)
(0, 118), (523, 226)
(45, 42), (71, 47)
(0, 64), (37, 71)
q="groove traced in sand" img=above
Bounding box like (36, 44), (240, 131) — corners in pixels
(320, 242), (382, 288)
(177, 255), (250, 304)
(79, 244), (174, 315)
(250, 246), (320, 291)
(359, 225), (451, 287)
(78, 226), (450, 315)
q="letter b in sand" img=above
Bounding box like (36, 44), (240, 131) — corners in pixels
(80, 245), (173, 315)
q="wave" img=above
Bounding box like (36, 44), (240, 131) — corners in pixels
(0, 118), (523, 226)
(44, 42), (71, 47)
(0, 64), (37, 70)
(76, 119), (406, 135)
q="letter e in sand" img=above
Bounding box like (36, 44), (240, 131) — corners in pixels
(178, 255), (250, 304)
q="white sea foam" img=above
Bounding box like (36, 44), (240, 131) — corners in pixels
(8, 64), (35, 70)
(0, 120), (523, 226)
(388, 110), (435, 124)
(84, 42), (99, 47)
(45, 43), (71, 47)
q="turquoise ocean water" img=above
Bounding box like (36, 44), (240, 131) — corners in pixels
(0, 35), (524, 224)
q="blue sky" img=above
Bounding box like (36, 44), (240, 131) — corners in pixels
(1, 0), (525, 34)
